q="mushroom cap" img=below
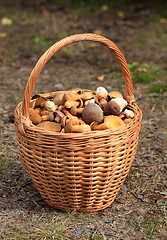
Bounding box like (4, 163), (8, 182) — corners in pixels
(104, 101), (121, 115)
(72, 124), (91, 133)
(34, 96), (46, 108)
(36, 121), (61, 132)
(108, 91), (123, 99)
(44, 100), (57, 112)
(96, 87), (108, 95)
(28, 108), (41, 125)
(53, 92), (65, 106)
(104, 98), (127, 115)
(82, 103), (103, 124)
(104, 115), (125, 130)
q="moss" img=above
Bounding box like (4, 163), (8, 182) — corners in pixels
(134, 71), (156, 84)
(149, 85), (167, 94)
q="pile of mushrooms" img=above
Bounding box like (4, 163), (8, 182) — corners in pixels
(28, 87), (134, 133)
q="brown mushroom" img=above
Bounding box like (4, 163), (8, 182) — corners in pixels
(91, 115), (125, 131)
(64, 121), (91, 133)
(104, 98), (127, 116)
(36, 121), (61, 131)
(53, 92), (65, 106)
(28, 108), (41, 125)
(124, 118), (132, 124)
(66, 98), (83, 109)
(40, 109), (50, 116)
(82, 103), (103, 124)
(41, 112), (54, 121)
(34, 107), (41, 114)
(99, 98), (107, 109)
(62, 91), (93, 103)
(61, 110), (80, 126)
(34, 96), (46, 108)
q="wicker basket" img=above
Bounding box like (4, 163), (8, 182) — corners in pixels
(14, 33), (142, 212)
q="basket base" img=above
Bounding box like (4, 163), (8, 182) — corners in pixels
(43, 198), (115, 212)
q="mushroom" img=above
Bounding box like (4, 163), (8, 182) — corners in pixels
(41, 112), (55, 121)
(96, 87), (108, 101)
(34, 107), (41, 114)
(99, 98), (107, 109)
(36, 121), (61, 132)
(123, 109), (134, 118)
(54, 110), (65, 123)
(124, 118), (132, 124)
(107, 91), (123, 100)
(40, 109), (50, 116)
(43, 100), (57, 112)
(84, 98), (96, 106)
(28, 108), (41, 125)
(61, 116), (69, 128)
(62, 91), (93, 103)
(64, 99), (83, 109)
(53, 92), (65, 106)
(34, 96), (47, 108)
(104, 98), (127, 116)
(91, 115), (125, 131)
(64, 121), (91, 133)
(70, 106), (84, 116)
(82, 103), (103, 124)
(62, 92), (78, 105)
(96, 87), (108, 95)
(61, 109), (80, 126)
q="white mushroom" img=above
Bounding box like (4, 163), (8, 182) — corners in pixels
(44, 100), (57, 112)
(124, 109), (134, 118)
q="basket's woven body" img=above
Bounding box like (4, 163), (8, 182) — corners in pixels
(14, 34), (142, 212)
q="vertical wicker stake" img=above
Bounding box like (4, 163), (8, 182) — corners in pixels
(14, 34), (142, 212)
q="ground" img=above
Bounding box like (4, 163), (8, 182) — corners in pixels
(0, 1), (167, 239)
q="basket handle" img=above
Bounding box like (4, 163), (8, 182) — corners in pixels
(22, 33), (135, 118)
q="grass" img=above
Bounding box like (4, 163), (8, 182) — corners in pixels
(38, 226), (65, 240)
(146, 221), (158, 239)
(149, 85), (167, 94)
(134, 72), (156, 84)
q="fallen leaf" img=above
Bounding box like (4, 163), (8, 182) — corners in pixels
(72, 23), (81, 29)
(97, 75), (105, 81)
(160, 18), (167, 23)
(117, 11), (125, 18)
(137, 67), (148, 72)
(0, 110), (7, 115)
(0, 32), (7, 38)
(1, 17), (13, 25)
(88, 43), (97, 48)
(101, 5), (109, 11)
(93, 29), (102, 35)
(42, 10), (50, 17)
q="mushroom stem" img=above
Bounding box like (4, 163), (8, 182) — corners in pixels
(70, 106), (84, 116)
(64, 100), (80, 108)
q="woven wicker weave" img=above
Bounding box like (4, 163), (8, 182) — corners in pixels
(14, 33), (142, 212)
